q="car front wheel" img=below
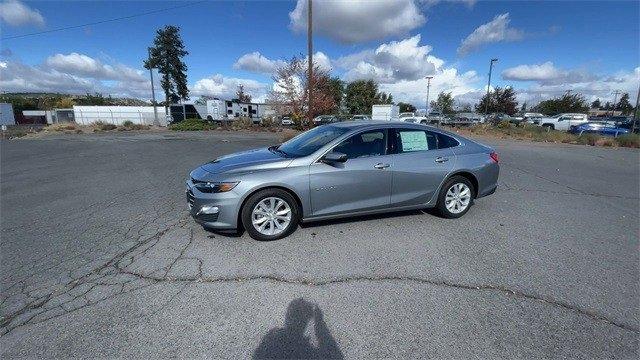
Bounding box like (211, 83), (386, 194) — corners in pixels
(241, 188), (299, 241)
(436, 176), (474, 218)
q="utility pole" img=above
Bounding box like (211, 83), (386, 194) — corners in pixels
(611, 89), (621, 117)
(632, 83), (639, 133)
(425, 76), (433, 116)
(148, 47), (159, 126)
(484, 58), (498, 115)
(307, 0), (313, 126)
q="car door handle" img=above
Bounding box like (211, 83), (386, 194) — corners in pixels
(435, 157), (449, 163)
(374, 163), (390, 169)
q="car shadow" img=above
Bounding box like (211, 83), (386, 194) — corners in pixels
(253, 298), (344, 359)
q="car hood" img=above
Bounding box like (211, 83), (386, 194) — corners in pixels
(197, 147), (292, 176)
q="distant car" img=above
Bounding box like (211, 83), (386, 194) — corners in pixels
(281, 117), (294, 126)
(313, 115), (339, 125)
(399, 112), (415, 119)
(569, 122), (630, 137)
(455, 112), (484, 124)
(539, 113), (588, 131)
(523, 113), (545, 124)
(350, 114), (371, 121)
(403, 116), (428, 124)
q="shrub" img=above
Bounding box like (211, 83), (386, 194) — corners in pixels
(615, 134), (640, 148)
(117, 120), (148, 131)
(122, 120), (134, 127)
(231, 117), (254, 130)
(46, 123), (78, 132)
(496, 120), (512, 129)
(576, 133), (600, 146)
(168, 119), (216, 131)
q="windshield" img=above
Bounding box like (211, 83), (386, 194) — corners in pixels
(277, 125), (350, 158)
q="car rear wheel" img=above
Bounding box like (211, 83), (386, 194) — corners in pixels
(241, 188), (299, 241)
(436, 176), (474, 218)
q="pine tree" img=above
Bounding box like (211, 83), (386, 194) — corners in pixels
(145, 25), (189, 111)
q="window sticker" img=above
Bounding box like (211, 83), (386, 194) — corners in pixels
(400, 131), (428, 151)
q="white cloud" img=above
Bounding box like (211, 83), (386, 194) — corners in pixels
(0, 56), (153, 99)
(422, 0), (476, 7)
(289, 0), (426, 43)
(45, 53), (146, 82)
(339, 35), (437, 83)
(0, 0), (44, 27)
(233, 52), (286, 74)
(457, 13), (524, 56)
(501, 61), (596, 85)
(191, 74), (269, 102)
(335, 35), (481, 106)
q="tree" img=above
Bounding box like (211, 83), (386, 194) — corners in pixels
(145, 25), (189, 111)
(376, 92), (393, 104)
(398, 102), (416, 113)
(54, 97), (75, 108)
(616, 93), (633, 115)
(344, 80), (377, 115)
(435, 92), (454, 114)
(327, 77), (344, 113)
(234, 84), (252, 103)
(533, 93), (588, 115)
(591, 98), (601, 109)
(267, 56), (335, 127)
(195, 95), (215, 105)
(521, 102), (527, 112)
(475, 87), (518, 115)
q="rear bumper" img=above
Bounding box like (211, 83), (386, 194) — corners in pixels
(186, 180), (240, 229)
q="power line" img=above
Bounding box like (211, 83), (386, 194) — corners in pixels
(1, 1), (206, 41)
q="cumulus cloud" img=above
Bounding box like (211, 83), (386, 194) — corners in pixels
(45, 53), (146, 82)
(0, 55), (153, 99)
(191, 74), (269, 102)
(0, 0), (44, 27)
(335, 35), (480, 106)
(457, 13), (523, 56)
(501, 61), (597, 85)
(233, 52), (286, 74)
(289, 0), (425, 43)
(338, 35), (437, 83)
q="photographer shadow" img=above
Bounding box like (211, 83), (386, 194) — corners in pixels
(253, 298), (344, 359)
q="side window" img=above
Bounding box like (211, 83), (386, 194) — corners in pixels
(393, 129), (437, 153)
(436, 133), (459, 149)
(333, 130), (386, 159)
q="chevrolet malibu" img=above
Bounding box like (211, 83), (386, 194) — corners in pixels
(186, 122), (499, 240)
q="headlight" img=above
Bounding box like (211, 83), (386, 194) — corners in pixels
(194, 181), (239, 193)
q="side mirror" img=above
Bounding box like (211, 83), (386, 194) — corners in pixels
(322, 151), (347, 163)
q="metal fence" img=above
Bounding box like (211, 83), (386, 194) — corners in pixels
(73, 106), (167, 126)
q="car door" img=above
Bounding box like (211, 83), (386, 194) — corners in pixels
(389, 128), (455, 207)
(309, 129), (392, 217)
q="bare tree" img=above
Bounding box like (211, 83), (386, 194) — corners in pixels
(267, 56), (335, 128)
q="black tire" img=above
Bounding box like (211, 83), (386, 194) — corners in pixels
(542, 124), (554, 130)
(435, 175), (475, 218)
(241, 188), (300, 241)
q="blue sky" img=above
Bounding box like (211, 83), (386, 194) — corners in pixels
(1, 0), (638, 107)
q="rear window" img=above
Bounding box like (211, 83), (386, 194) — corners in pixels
(437, 133), (459, 149)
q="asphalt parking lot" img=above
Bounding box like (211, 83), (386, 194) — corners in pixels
(1, 130), (638, 358)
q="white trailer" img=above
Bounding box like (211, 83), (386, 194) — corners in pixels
(371, 104), (399, 121)
(73, 106), (167, 126)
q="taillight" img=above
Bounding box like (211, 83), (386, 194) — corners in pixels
(490, 151), (499, 163)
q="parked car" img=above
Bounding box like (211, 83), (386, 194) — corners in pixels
(313, 115), (339, 125)
(425, 111), (446, 125)
(186, 122), (500, 240)
(350, 114), (371, 121)
(399, 112), (415, 119)
(523, 112), (545, 124)
(453, 112), (483, 125)
(281, 117), (294, 126)
(569, 122), (630, 137)
(539, 113), (588, 131)
(402, 116), (428, 124)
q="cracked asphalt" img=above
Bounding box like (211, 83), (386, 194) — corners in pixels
(1, 131), (638, 358)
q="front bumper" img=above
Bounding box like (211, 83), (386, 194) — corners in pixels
(186, 180), (240, 229)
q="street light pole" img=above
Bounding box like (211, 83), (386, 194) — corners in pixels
(425, 76), (433, 116)
(307, 0), (313, 126)
(148, 47), (159, 126)
(484, 58), (498, 116)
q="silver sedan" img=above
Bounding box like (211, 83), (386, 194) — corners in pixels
(186, 122), (499, 240)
